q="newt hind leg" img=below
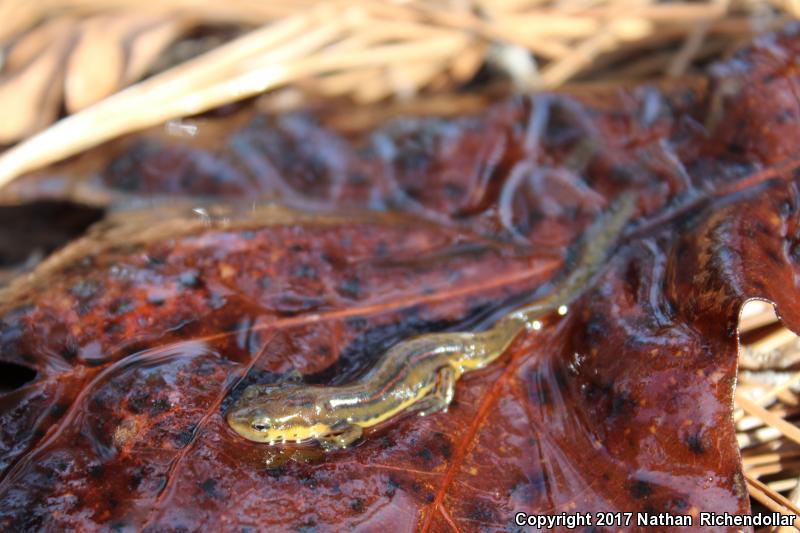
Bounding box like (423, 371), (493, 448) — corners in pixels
(417, 366), (456, 417)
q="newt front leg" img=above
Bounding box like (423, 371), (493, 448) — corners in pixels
(318, 422), (364, 451)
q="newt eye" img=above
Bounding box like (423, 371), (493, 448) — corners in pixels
(251, 420), (271, 431)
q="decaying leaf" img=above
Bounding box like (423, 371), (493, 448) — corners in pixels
(5, 26), (800, 532)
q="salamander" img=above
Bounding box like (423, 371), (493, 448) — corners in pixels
(226, 193), (636, 450)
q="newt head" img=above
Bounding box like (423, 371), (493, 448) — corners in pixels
(226, 383), (333, 444)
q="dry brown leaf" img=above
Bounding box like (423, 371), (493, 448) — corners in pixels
(64, 14), (190, 112)
(123, 17), (188, 85)
(64, 15), (130, 112)
(3, 17), (76, 72)
(0, 29), (73, 144)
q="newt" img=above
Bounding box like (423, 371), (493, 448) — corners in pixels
(226, 194), (636, 450)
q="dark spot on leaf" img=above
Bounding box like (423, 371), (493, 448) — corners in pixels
(672, 497), (689, 510)
(200, 478), (219, 498)
(178, 270), (201, 289)
(466, 499), (496, 523)
(686, 431), (705, 455)
(438, 437), (452, 460)
(76, 301), (96, 317)
(296, 519), (317, 533)
(338, 278), (361, 298)
(629, 479), (653, 499)
(609, 390), (635, 417)
(345, 317), (367, 330)
(103, 321), (124, 335)
(70, 280), (98, 300)
(350, 498), (364, 513)
(149, 398), (171, 415)
(109, 298), (135, 316)
(416, 448), (433, 465)
(208, 293), (226, 310)
(49, 403), (68, 419)
(267, 467), (285, 479)
(294, 264), (318, 279)
(88, 464), (104, 479)
(147, 293), (166, 306)
(385, 477), (400, 497)
(300, 472), (318, 490)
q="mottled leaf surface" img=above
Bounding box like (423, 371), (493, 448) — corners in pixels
(3, 26), (800, 533)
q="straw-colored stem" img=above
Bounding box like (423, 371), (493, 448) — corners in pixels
(737, 392), (800, 447)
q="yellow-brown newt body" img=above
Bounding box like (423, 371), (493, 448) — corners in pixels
(226, 194), (636, 450)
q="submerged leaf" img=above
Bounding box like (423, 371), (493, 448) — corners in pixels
(4, 26), (800, 533)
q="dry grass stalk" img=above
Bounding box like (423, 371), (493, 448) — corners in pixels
(735, 371), (800, 423)
(0, 0), (795, 185)
(738, 300), (800, 521)
(746, 474), (800, 527)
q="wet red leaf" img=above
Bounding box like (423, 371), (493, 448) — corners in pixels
(4, 27), (800, 532)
